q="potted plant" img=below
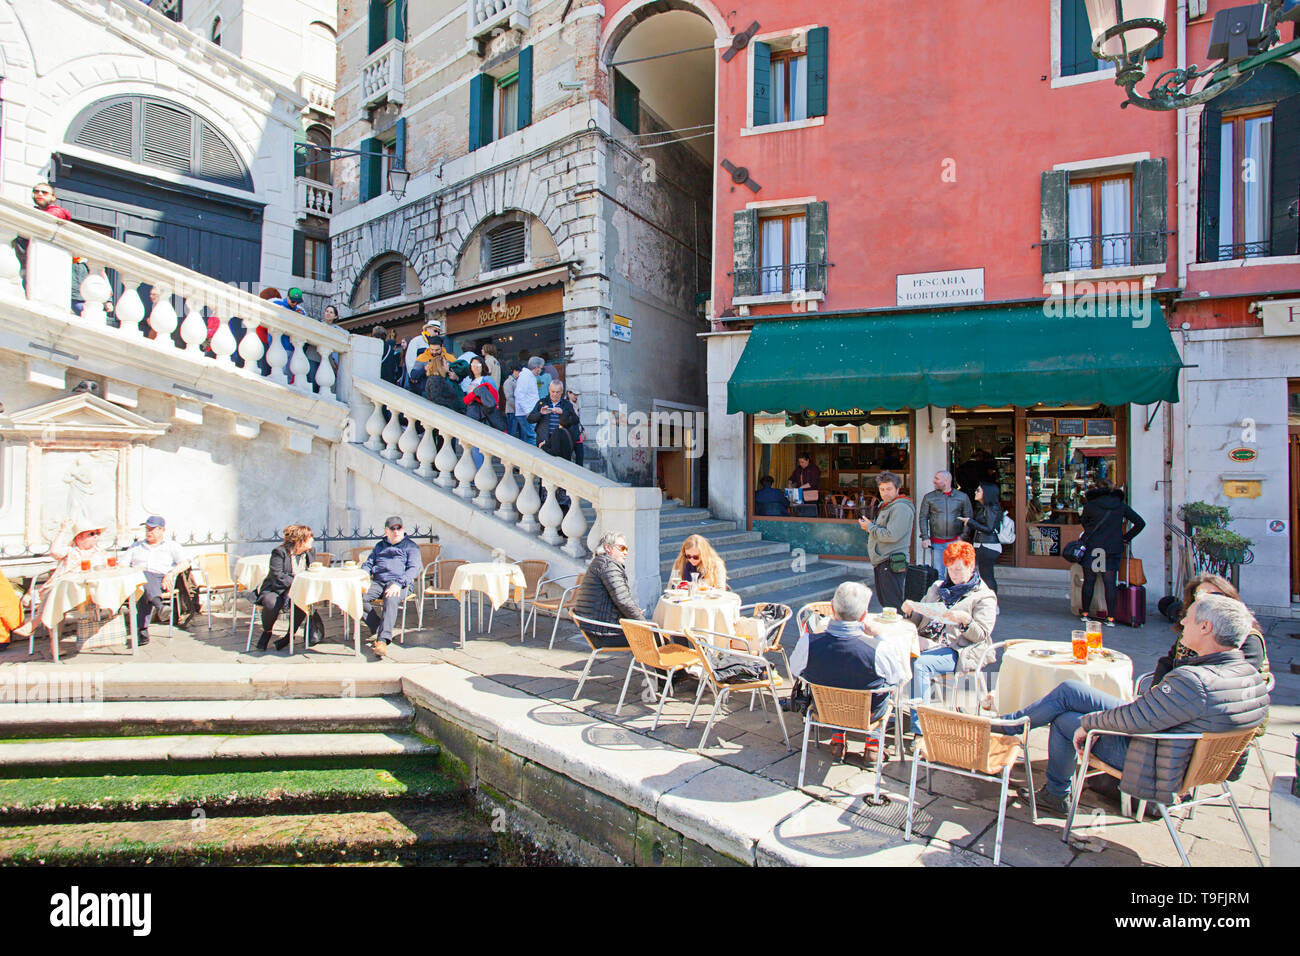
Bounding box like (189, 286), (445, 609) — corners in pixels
(1180, 501), (1230, 529)
(1193, 526), (1254, 565)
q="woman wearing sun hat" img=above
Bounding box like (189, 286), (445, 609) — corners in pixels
(11, 517), (109, 638)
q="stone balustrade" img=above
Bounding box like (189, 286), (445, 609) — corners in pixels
(469, 0), (529, 37)
(296, 177), (336, 218)
(361, 40), (405, 109)
(297, 73), (336, 116)
(0, 197), (351, 405)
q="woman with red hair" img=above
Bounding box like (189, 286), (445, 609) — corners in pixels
(901, 540), (998, 739)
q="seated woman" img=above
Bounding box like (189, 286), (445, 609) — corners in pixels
(669, 534), (727, 590)
(256, 525), (321, 651)
(901, 540), (997, 737)
(13, 518), (108, 638)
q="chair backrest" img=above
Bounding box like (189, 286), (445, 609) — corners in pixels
(620, 619), (674, 669)
(316, 552), (333, 567)
(350, 545), (370, 565)
(824, 494), (847, 517)
(517, 559), (549, 593)
(752, 602), (792, 647)
(796, 601), (834, 635)
(418, 542), (441, 568)
(196, 552), (234, 588)
(436, 559), (468, 589)
(915, 706), (993, 774)
(561, 573), (586, 608)
(570, 611), (630, 651)
(1179, 727), (1261, 792)
(808, 683), (877, 731)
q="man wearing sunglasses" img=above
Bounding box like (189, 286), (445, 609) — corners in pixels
(574, 532), (648, 644)
(360, 516), (421, 657)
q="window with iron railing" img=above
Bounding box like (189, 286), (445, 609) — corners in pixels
(732, 202), (828, 298)
(1040, 159), (1168, 273)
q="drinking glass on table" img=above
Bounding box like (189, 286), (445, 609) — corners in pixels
(1071, 630), (1089, 662)
(1085, 619), (1103, 653)
(107, 554), (118, 569)
(79, 558), (91, 572)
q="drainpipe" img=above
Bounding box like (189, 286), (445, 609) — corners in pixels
(1177, 0), (1189, 291)
(1167, 0), (1189, 601)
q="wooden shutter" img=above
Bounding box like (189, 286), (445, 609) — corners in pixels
(805, 201), (829, 292)
(75, 99), (135, 159)
(1040, 170), (1069, 274)
(292, 231), (306, 277)
(394, 117), (407, 172)
(368, 0), (386, 53)
(1133, 157), (1168, 265)
(752, 42), (771, 126)
(614, 70), (640, 133)
(733, 209), (759, 297)
(1061, 0), (1099, 76)
(807, 27), (828, 118)
(360, 136), (381, 201)
(517, 46), (534, 130)
(322, 241), (332, 283)
(469, 73), (492, 150)
(1270, 94), (1300, 257)
(487, 222), (527, 270)
(142, 100), (193, 175)
(394, 0), (406, 42)
(1198, 103), (1223, 262)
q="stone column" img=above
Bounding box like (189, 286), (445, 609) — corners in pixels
(342, 333), (382, 445)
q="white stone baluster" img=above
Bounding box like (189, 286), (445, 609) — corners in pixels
(265, 330), (289, 383)
(433, 432), (458, 487)
(473, 451), (498, 509)
(314, 349), (337, 396)
(115, 280), (146, 338)
(210, 317), (238, 366)
(379, 410), (401, 460)
(397, 417), (419, 467)
(79, 268), (112, 322)
(561, 495), (589, 558)
(453, 444), (477, 498)
(288, 338), (312, 390)
(586, 513), (601, 555)
(494, 463), (520, 520)
(364, 401), (387, 451)
(538, 481), (565, 546)
(516, 470), (541, 532)
(180, 305), (207, 352)
(0, 230), (21, 297)
(414, 425), (437, 478)
(148, 290), (178, 340)
(237, 322), (265, 370)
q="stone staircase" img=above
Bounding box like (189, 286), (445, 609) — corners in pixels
(657, 503), (863, 610)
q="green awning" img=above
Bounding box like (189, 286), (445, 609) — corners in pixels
(726, 303), (1183, 414)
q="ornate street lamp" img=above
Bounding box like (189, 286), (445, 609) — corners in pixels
(296, 143), (411, 199)
(1085, 0), (1300, 109)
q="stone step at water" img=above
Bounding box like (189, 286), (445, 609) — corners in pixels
(0, 696), (414, 739)
(33, 662), (411, 702)
(658, 520), (740, 545)
(0, 732), (438, 772)
(0, 803), (494, 866)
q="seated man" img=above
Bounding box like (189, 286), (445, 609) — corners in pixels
(789, 581), (906, 758)
(125, 515), (194, 645)
(753, 475), (787, 517)
(999, 593), (1269, 814)
(574, 531), (647, 645)
(360, 516), (421, 657)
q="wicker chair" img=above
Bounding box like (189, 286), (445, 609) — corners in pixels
(524, 572), (585, 648)
(570, 611), (635, 701)
(796, 601), (834, 637)
(615, 619), (703, 729)
(511, 559), (550, 642)
(906, 706), (1037, 866)
(798, 683), (894, 802)
(683, 626), (791, 751)
(737, 602), (793, 679)
(1063, 725), (1264, 867)
(418, 559), (466, 629)
(192, 551), (237, 630)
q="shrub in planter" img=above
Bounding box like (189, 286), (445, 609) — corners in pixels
(1193, 525), (1253, 563)
(1180, 501), (1230, 529)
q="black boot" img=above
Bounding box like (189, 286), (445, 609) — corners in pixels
(256, 630), (271, 651)
(274, 635), (290, 651)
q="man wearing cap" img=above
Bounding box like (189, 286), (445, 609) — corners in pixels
(126, 517), (194, 644)
(405, 318), (445, 395)
(360, 517), (422, 656)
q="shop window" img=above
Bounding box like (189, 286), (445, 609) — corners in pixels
(485, 221), (527, 271)
(733, 202), (828, 298)
(1023, 410), (1121, 555)
(752, 28), (827, 126)
(470, 47), (533, 151)
(1040, 159), (1166, 273)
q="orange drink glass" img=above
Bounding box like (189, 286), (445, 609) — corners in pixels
(107, 555), (118, 569)
(79, 558), (91, 572)
(1087, 630), (1102, 653)
(1071, 630), (1089, 661)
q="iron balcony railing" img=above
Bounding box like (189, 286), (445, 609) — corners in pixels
(1218, 239), (1271, 260)
(1037, 229), (1170, 271)
(729, 261), (829, 297)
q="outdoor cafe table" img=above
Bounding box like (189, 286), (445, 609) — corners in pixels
(287, 566), (369, 656)
(653, 589), (742, 637)
(448, 562), (526, 648)
(995, 639), (1134, 713)
(233, 553), (272, 591)
(38, 567), (147, 662)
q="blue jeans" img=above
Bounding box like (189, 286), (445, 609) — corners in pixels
(519, 419), (537, 445)
(507, 414), (522, 440)
(909, 646), (959, 729)
(1000, 680), (1129, 798)
(927, 544), (951, 576)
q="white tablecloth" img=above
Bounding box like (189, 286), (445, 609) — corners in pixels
(40, 569), (147, 631)
(233, 554), (273, 591)
(449, 562), (525, 609)
(653, 590), (742, 638)
(996, 640), (1133, 713)
(288, 567), (369, 620)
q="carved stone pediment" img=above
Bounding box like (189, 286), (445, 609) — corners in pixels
(0, 394), (169, 442)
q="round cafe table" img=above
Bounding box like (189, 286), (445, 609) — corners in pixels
(233, 554), (273, 591)
(449, 562), (526, 648)
(287, 566), (370, 657)
(38, 567), (148, 662)
(995, 639), (1134, 714)
(653, 589), (743, 638)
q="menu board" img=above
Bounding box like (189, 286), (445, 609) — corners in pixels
(1055, 418), (1086, 437)
(1085, 418), (1116, 436)
(1028, 523), (1062, 556)
(1026, 418), (1054, 435)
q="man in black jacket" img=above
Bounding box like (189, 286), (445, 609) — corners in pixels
(574, 532), (647, 645)
(1079, 478), (1145, 627)
(527, 380), (577, 450)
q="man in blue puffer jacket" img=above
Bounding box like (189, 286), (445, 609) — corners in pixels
(360, 516), (422, 657)
(999, 593), (1268, 813)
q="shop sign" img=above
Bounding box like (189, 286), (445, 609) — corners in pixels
(1258, 298), (1300, 337)
(444, 286), (564, 334)
(612, 314), (631, 342)
(896, 268), (985, 306)
(1228, 447), (1258, 463)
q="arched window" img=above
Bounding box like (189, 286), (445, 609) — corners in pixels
(306, 21), (337, 83)
(211, 16), (222, 45)
(306, 125), (332, 185)
(485, 220), (527, 271)
(67, 96), (252, 190)
(352, 254), (416, 308)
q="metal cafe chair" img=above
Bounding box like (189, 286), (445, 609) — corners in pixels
(798, 682), (895, 803)
(615, 619), (702, 730)
(682, 626), (791, 752)
(524, 572), (585, 648)
(569, 611), (635, 701)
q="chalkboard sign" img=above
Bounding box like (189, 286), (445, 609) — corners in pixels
(1026, 418), (1054, 435)
(1056, 418), (1086, 437)
(1028, 523), (1062, 556)
(1085, 418), (1116, 436)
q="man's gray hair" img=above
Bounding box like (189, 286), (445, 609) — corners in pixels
(935, 470), (952, 481)
(1192, 593), (1254, 649)
(597, 531), (625, 553)
(527, 356), (544, 368)
(831, 581), (873, 622)
(549, 379), (564, 391)
(877, 471), (902, 489)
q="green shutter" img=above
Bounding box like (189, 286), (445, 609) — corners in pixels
(806, 27), (828, 118)
(733, 209), (759, 297)
(1063, 0), (1101, 76)
(1270, 94), (1300, 257)
(394, 118), (407, 172)
(360, 136), (381, 201)
(394, 0), (406, 42)
(292, 231), (306, 277)
(293, 125), (308, 178)
(1040, 170), (1069, 274)
(613, 69), (640, 133)
(1197, 104), (1223, 262)
(517, 46), (533, 130)
(368, 0), (386, 53)
(1146, 36), (1164, 61)
(805, 201), (828, 292)
(322, 240), (332, 282)
(1133, 158), (1167, 265)
(752, 42), (771, 126)
(469, 73), (489, 150)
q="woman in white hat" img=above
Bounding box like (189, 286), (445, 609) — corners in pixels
(12, 517), (109, 638)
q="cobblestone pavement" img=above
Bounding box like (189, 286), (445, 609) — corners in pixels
(4, 591), (1295, 867)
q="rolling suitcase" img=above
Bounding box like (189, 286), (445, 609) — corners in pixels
(1113, 583), (1146, 627)
(905, 554), (939, 602)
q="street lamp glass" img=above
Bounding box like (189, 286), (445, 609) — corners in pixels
(1084, 0), (1165, 58)
(387, 166), (411, 198)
